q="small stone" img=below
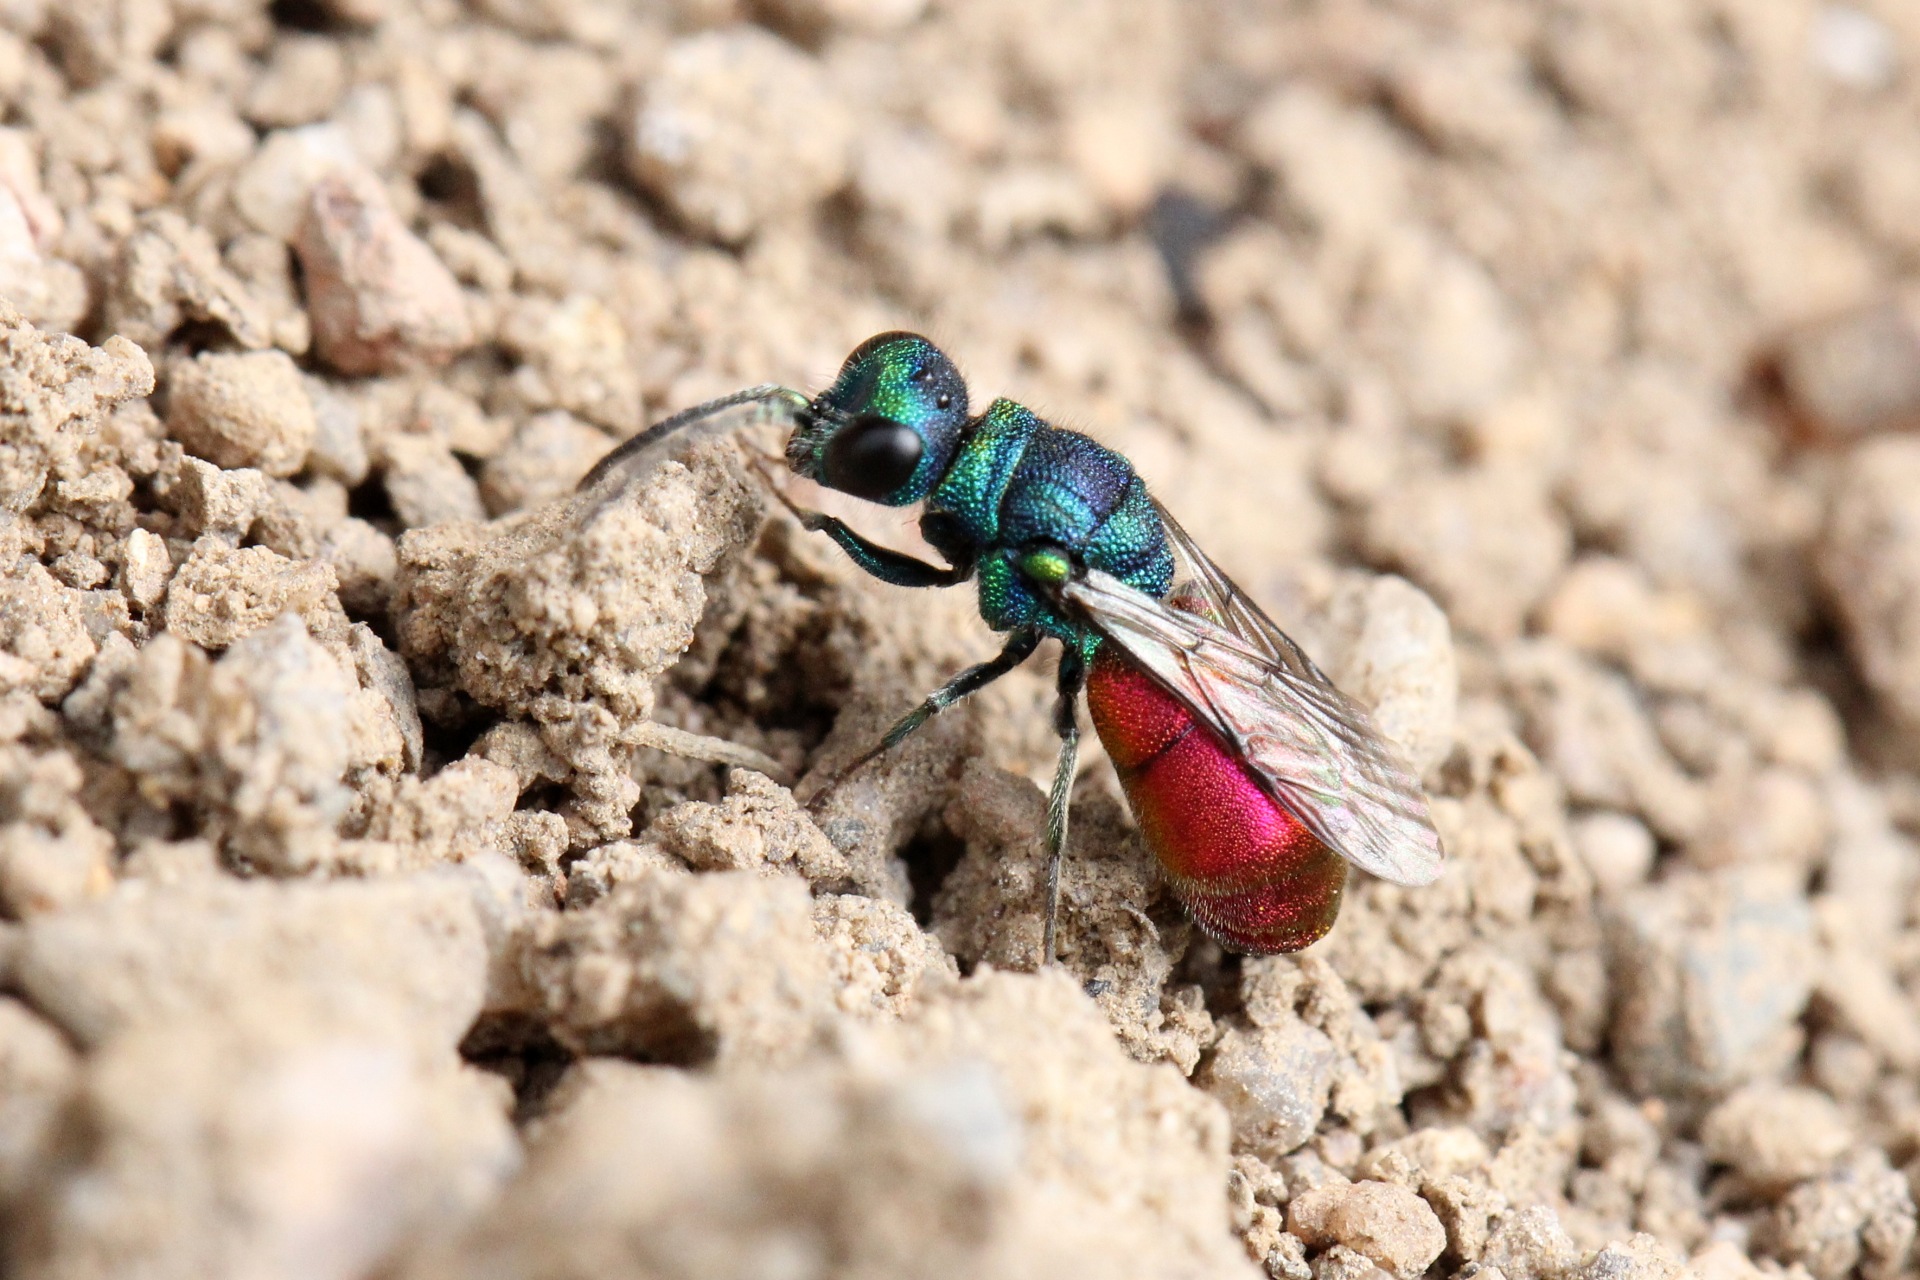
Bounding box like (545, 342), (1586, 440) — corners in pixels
(497, 294), (643, 434)
(0, 306), (155, 513)
(320, 517), (399, 617)
(1702, 1084), (1851, 1190)
(1572, 1234), (1686, 1280)
(1537, 556), (1707, 661)
(1606, 869), (1815, 1097)
(1363, 468), (1571, 641)
(10, 869), (497, 1050)
(1200, 1021), (1340, 1160)
(231, 124), (361, 242)
(627, 26), (854, 244)
(971, 163), (1104, 249)
(1817, 945), (1920, 1072)
(44, 0), (168, 86)
(1315, 573), (1458, 775)
(166, 350), (316, 478)
(154, 453), (273, 539)
(1504, 642), (1706, 842)
(150, 101), (255, 178)
(1266, 1230), (1314, 1280)
(1570, 810), (1656, 894)
(1383, 39), (1552, 158)
(1774, 296), (1920, 441)
(1480, 1205), (1579, 1280)
(478, 411), (612, 516)
(296, 166), (476, 375)
(0, 746), (113, 915)
(241, 34), (346, 129)
(1810, 1031), (1880, 1103)
(1812, 5), (1897, 88)
(1240, 85), (1407, 244)
(1820, 437), (1920, 733)
(0, 561), (97, 702)
(1693, 766), (1829, 871)
(523, 867), (834, 1065)
(117, 527), (172, 610)
(304, 377), (370, 487)
(1842, 129), (1920, 262)
(0, 130), (59, 254)
(207, 614), (360, 870)
(1690, 1240), (1768, 1280)
(120, 837), (221, 885)
(1386, 234), (1521, 422)
(1769, 1151), (1916, 1280)
(0, 817), (111, 917)
(1313, 1244), (1391, 1280)
(1060, 90), (1176, 215)
(381, 435), (487, 530)
(0, 132), (83, 332)
(104, 211), (271, 352)
(1287, 1180), (1448, 1280)
(162, 542), (343, 651)
(810, 894), (955, 1020)
(645, 769), (847, 885)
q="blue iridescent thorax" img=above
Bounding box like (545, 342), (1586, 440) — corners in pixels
(924, 399), (1174, 645)
(784, 336), (1174, 651)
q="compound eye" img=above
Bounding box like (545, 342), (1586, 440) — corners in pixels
(822, 414), (924, 500)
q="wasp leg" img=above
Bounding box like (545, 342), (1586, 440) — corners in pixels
(1042, 648), (1087, 968)
(751, 451), (974, 588)
(808, 628), (1041, 803)
(803, 514), (973, 588)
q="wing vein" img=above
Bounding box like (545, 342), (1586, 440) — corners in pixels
(1062, 512), (1444, 887)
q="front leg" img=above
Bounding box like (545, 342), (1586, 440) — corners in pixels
(804, 512), (973, 588)
(754, 451), (975, 588)
(1041, 647), (1087, 968)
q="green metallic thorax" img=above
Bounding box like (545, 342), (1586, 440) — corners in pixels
(921, 399), (1175, 653)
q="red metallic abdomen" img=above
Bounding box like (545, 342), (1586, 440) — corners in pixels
(1086, 637), (1346, 954)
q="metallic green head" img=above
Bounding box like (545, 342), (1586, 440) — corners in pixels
(787, 332), (971, 506)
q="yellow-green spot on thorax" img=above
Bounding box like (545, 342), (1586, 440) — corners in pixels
(1019, 546), (1073, 585)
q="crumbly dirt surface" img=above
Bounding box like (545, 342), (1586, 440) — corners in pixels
(2, 0), (1920, 1277)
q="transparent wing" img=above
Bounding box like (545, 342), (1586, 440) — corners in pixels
(1062, 506), (1444, 886)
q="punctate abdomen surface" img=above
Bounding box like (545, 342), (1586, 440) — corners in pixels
(1086, 639), (1346, 954)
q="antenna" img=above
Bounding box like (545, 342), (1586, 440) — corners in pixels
(576, 384), (812, 494)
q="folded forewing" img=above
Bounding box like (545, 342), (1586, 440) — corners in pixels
(1062, 533), (1444, 887)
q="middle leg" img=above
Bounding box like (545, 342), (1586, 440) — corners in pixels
(809, 627), (1041, 800)
(1041, 647), (1088, 968)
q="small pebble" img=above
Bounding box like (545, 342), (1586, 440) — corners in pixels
(1571, 810), (1656, 894)
(165, 350), (316, 478)
(1701, 1084), (1851, 1190)
(117, 528), (172, 610)
(1820, 437), (1920, 731)
(1199, 1021), (1340, 1161)
(1774, 296), (1920, 441)
(1287, 1180), (1447, 1280)
(295, 166), (476, 376)
(626, 27), (853, 244)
